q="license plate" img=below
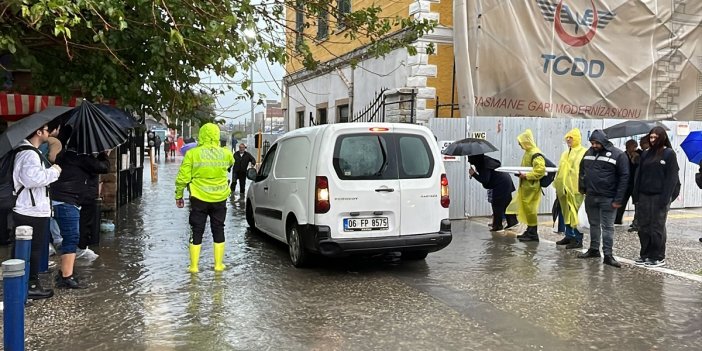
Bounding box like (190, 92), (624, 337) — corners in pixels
(343, 217), (389, 231)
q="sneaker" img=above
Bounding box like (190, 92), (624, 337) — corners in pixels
(490, 227), (505, 233)
(577, 249), (601, 258)
(627, 226), (638, 233)
(603, 255), (621, 268)
(644, 259), (666, 267)
(49, 244), (56, 256)
(614, 222), (624, 227)
(55, 274), (85, 289)
(555, 237), (572, 245)
(565, 241), (583, 249)
(634, 257), (646, 265)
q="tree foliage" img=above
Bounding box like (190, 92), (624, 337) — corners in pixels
(0, 0), (436, 119)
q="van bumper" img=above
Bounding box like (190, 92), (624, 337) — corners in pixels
(303, 219), (452, 257)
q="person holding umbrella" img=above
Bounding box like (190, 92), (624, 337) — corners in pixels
(632, 127), (679, 267)
(554, 128), (587, 249)
(468, 154), (518, 232)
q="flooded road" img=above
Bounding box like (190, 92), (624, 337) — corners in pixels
(6, 160), (702, 350)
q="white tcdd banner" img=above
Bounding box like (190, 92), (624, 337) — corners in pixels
(455, 0), (702, 120)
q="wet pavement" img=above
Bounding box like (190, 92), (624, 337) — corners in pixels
(1, 158), (701, 350)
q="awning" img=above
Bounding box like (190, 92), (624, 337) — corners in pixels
(0, 93), (116, 121)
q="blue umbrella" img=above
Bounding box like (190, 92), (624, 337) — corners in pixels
(680, 131), (702, 164)
(180, 142), (197, 156)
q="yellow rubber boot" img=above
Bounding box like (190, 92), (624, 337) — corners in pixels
(213, 242), (226, 272)
(188, 244), (201, 273)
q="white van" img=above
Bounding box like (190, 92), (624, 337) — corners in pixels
(245, 123), (452, 267)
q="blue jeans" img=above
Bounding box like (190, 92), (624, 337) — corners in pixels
(585, 196), (616, 255)
(565, 225), (582, 242)
(53, 203), (80, 254)
(557, 211), (566, 233)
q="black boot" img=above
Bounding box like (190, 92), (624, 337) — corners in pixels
(28, 279), (54, 300)
(518, 226), (539, 242)
(555, 237), (571, 245)
(505, 216), (519, 230)
(603, 255), (621, 268)
(565, 240), (583, 249)
(577, 248), (601, 258)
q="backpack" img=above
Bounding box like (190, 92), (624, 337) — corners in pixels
(531, 153), (556, 188)
(0, 145), (45, 210)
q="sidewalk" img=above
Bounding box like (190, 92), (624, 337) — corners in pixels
(469, 208), (702, 277)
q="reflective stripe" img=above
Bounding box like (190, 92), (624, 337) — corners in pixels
(584, 155), (617, 165)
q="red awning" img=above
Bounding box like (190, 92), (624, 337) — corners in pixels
(0, 93), (116, 121)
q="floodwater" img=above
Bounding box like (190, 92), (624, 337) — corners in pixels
(3, 161), (701, 350)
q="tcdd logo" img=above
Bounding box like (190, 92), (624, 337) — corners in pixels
(536, 0), (616, 47)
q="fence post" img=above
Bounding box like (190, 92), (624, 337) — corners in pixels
(435, 95), (440, 119)
(3, 259), (26, 351)
(13, 225), (32, 304)
(411, 89), (416, 123)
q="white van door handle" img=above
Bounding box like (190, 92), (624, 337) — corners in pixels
(375, 188), (394, 193)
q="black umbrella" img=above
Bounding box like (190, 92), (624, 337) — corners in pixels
(65, 101), (128, 155)
(96, 104), (138, 130)
(0, 106), (73, 158)
(443, 138), (499, 156)
(603, 120), (669, 139)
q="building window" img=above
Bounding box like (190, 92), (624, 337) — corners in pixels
(337, 104), (349, 123)
(317, 108), (328, 124)
(295, 1), (304, 47)
(337, 0), (351, 31)
(296, 110), (305, 129)
(317, 7), (328, 40)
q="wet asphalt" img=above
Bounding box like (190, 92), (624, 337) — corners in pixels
(1, 159), (701, 351)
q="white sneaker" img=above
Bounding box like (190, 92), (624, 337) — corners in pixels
(49, 244), (56, 256)
(76, 248), (99, 261)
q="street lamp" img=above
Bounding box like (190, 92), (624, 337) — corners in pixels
(244, 29), (256, 137)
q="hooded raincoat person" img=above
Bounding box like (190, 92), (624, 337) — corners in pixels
(510, 129), (546, 241)
(554, 128), (587, 249)
(175, 123), (235, 273)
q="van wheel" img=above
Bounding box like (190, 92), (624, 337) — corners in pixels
(288, 224), (309, 268)
(402, 250), (429, 260)
(245, 200), (256, 229)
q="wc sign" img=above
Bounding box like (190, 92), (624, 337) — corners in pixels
(470, 131), (487, 139)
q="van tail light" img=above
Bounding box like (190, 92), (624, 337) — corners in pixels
(315, 176), (330, 213)
(440, 174), (450, 208)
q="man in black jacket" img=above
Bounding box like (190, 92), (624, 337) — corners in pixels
(77, 151), (110, 260)
(578, 130), (629, 267)
(231, 143), (256, 196)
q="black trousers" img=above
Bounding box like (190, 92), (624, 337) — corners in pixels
(637, 193), (668, 260)
(12, 213), (48, 281)
(189, 197), (226, 245)
(79, 202), (100, 249)
(614, 188), (633, 224)
(0, 209), (10, 245)
(491, 195), (516, 229)
(231, 171), (247, 194)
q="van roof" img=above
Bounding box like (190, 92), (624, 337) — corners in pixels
(283, 123), (429, 139)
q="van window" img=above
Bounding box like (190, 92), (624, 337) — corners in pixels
(258, 144), (278, 180)
(333, 134), (398, 180)
(397, 135), (434, 178)
(274, 137), (309, 178)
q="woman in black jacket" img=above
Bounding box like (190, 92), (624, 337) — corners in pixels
(468, 154), (518, 232)
(632, 127), (679, 267)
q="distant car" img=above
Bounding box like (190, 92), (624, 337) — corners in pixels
(245, 123), (452, 267)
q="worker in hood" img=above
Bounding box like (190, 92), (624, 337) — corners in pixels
(510, 129), (546, 241)
(554, 128), (587, 249)
(175, 123), (235, 273)
(578, 129), (629, 267)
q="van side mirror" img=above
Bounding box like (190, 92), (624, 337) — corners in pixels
(246, 168), (258, 181)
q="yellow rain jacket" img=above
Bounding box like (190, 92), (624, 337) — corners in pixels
(554, 128), (587, 227)
(508, 129), (546, 226)
(175, 123), (235, 202)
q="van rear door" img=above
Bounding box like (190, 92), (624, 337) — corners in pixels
(393, 128), (444, 236)
(325, 129), (401, 239)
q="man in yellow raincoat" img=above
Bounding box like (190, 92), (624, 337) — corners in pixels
(513, 129), (546, 241)
(554, 128), (587, 249)
(175, 123), (235, 273)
